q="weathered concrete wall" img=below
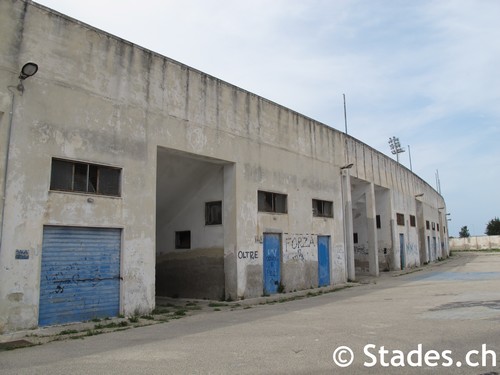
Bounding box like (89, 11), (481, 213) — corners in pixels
(376, 188), (392, 271)
(156, 248), (225, 300)
(450, 236), (500, 251)
(0, 0), (448, 332)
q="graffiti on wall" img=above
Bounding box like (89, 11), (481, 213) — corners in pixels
(354, 245), (369, 256)
(334, 244), (345, 270)
(283, 233), (316, 262)
(405, 242), (419, 264)
(238, 250), (259, 260)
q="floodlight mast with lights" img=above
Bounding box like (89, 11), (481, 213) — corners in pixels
(388, 136), (405, 164)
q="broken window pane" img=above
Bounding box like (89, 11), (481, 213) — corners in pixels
(73, 163), (88, 192)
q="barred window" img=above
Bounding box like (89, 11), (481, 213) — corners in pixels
(50, 159), (121, 196)
(312, 199), (333, 218)
(258, 191), (287, 214)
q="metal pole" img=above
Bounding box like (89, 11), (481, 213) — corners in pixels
(343, 93), (348, 134)
(408, 145), (412, 171)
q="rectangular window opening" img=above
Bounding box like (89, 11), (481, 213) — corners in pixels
(258, 191), (287, 214)
(397, 213), (405, 226)
(175, 231), (191, 249)
(410, 215), (416, 227)
(426, 220), (430, 230)
(312, 199), (333, 218)
(376, 215), (381, 229)
(205, 201), (222, 225)
(353, 233), (358, 244)
(50, 158), (121, 197)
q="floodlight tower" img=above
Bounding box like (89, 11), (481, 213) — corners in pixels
(388, 136), (405, 164)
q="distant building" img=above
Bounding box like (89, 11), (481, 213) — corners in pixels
(0, 0), (448, 333)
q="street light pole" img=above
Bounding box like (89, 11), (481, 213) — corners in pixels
(388, 136), (405, 164)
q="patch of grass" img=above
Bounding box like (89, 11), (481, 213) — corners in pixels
(141, 315), (155, 320)
(85, 330), (103, 337)
(152, 307), (170, 314)
(208, 302), (228, 307)
(185, 301), (198, 306)
(95, 321), (129, 330)
(277, 283), (286, 293)
(91, 318), (101, 322)
(174, 309), (187, 316)
(213, 308), (221, 311)
(58, 329), (79, 335)
(115, 327), (131, 332)
(185, 305), (202, 311)
(128, 315), (140, 323)
(118, 314), (125, 319)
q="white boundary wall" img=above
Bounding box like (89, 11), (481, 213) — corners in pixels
(449, 236), (500, 250)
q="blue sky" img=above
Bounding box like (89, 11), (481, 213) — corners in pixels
(35, 0), (500, 236)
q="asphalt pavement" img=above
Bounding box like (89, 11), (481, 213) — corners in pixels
(1, 251), (499, 374)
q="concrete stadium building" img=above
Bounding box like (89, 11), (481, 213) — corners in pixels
(0, 0), (448, 333)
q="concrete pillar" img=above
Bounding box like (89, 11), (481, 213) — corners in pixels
(223, 163), (238, 299)
(365, 182), (379, 276)
(342, 169), (355, 281)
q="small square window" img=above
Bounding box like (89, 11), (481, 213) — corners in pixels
(312, 199), (333, 218)
(397, 213), (405, 226)
(205, 201), (222, 225)
(175, 231), (191, 249)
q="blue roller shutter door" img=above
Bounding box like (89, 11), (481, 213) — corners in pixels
(39, 226), (121, 326)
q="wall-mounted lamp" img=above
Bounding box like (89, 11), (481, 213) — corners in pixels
(415, 193), (424, 198)
(17, 62), (38, 94)
(340, 163), (354, 170)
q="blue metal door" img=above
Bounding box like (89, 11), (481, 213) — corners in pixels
(427, 236), (431, 262)
(399, 233), (405, 270)
(263, 233), (281, 295)
(39, 226), (121, 326)
(318, 236), (330, 287)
